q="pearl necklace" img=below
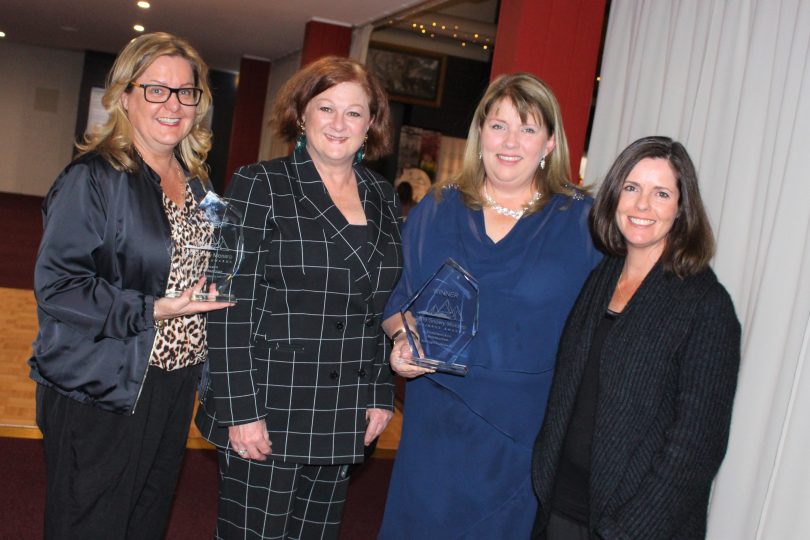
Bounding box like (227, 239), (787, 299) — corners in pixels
(483, 183), (542, 220)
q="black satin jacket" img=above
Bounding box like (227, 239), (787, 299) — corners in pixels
(29, 152), (172, 414)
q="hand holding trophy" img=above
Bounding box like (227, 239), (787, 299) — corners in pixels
(165, 178), (244, 302)
(399, 259), (479, 376)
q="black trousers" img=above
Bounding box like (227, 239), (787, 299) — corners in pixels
(36, 364), (201, 540)
(215, 450), (351, 540)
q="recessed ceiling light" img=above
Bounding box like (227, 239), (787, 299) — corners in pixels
(0, 31), (6, 38)
(133, 24), (145, 32)
(137, 1), (151, 8)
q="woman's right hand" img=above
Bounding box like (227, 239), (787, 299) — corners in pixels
(390, 335), (435, 379)
(228, 420), (273, 461)
(153, 278), (234, 321)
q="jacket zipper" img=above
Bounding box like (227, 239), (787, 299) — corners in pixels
(130, 332), (156, 415)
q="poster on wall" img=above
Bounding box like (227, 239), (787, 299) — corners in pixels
(396, 126), (442, 202)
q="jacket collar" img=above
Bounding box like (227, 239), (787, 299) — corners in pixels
(288, 146), (391, 302)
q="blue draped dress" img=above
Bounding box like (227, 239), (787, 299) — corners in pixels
(378, 188), (601, 539)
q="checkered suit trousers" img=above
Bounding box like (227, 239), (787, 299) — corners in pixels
(215, 449), (350, 540)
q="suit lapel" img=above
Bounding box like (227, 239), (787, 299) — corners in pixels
(289, 148), (377, 302)
(354, 164), (398, 292)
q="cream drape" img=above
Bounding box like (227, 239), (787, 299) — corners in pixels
(584, 1), (810, 538)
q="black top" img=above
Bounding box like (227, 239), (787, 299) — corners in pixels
(551, 309), (619, 523)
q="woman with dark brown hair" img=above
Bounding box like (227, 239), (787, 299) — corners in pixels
(532, 136), (741, 539)
(196, 56), (401, 539)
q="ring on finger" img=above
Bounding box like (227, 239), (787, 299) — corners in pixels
(237, 448), (248, 456)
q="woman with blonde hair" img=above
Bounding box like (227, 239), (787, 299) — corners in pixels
(378, 72), (602, 538)
(30, 32), (230, 538)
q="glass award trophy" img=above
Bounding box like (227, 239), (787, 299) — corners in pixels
(399, 259), (479, 376)
(165, 178), (244, 303)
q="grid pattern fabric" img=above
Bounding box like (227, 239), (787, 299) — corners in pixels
(197, 149), (402, 464)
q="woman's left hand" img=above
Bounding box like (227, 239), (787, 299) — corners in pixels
(154, 278), (234, 321)
(364, 407), (394, 446)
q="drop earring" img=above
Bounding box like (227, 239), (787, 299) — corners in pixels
(355, 133), (368, 164)
(540, 154), (546, 170)
(295, 120), (306, 151)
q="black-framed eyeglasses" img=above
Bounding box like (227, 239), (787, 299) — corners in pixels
(129, 82), (202, 106)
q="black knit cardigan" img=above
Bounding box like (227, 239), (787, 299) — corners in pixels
(532, 256), (741, 539)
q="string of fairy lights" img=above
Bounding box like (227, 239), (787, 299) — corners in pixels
(381, 15), (496, 52)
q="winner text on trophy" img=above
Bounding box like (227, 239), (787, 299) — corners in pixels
(399, 259), (479, 376)
(165, 178), (244, 303)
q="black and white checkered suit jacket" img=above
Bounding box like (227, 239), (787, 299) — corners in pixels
(196, 148), (402, 464)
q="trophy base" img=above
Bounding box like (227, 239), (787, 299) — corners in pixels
(412, 357), (469, 376)
(164, 290), (237, 303)
(192, 291), (237, 303)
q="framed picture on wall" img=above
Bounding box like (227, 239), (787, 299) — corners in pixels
(367, 42), (447, 107)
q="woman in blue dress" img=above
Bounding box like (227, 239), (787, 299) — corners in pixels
(378, 73), (602, 538)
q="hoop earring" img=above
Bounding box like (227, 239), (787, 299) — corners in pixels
(295, 120), (306, 151)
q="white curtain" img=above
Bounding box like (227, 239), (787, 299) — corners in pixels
(584, 1), (810, 538)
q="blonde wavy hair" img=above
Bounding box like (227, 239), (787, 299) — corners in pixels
(437, 72), (583, 214)
(77, 32), (213, 180)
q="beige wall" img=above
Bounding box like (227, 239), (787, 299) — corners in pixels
(0, 42), (83, 196)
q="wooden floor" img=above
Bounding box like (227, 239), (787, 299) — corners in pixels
(0, 287), (401, 456)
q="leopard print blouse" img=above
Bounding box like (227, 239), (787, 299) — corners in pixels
(149, 185), (210, 370)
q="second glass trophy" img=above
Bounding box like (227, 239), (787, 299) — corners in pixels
(165, 178), (244, 302)
(399, 258), (479, 376)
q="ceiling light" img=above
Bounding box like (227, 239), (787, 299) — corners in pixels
(461, 42), (466, 47)
(133, 24), (145, 32)
(137, 1), (150, 8)
(483, 45), (488, 50)
(0, 31), (5, 38)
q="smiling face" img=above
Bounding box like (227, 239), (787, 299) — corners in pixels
(616, 157), (681, 260)
(302, 81), (372, 170)
(479, 98), (555, 190)
(120, 55), (197, 160)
